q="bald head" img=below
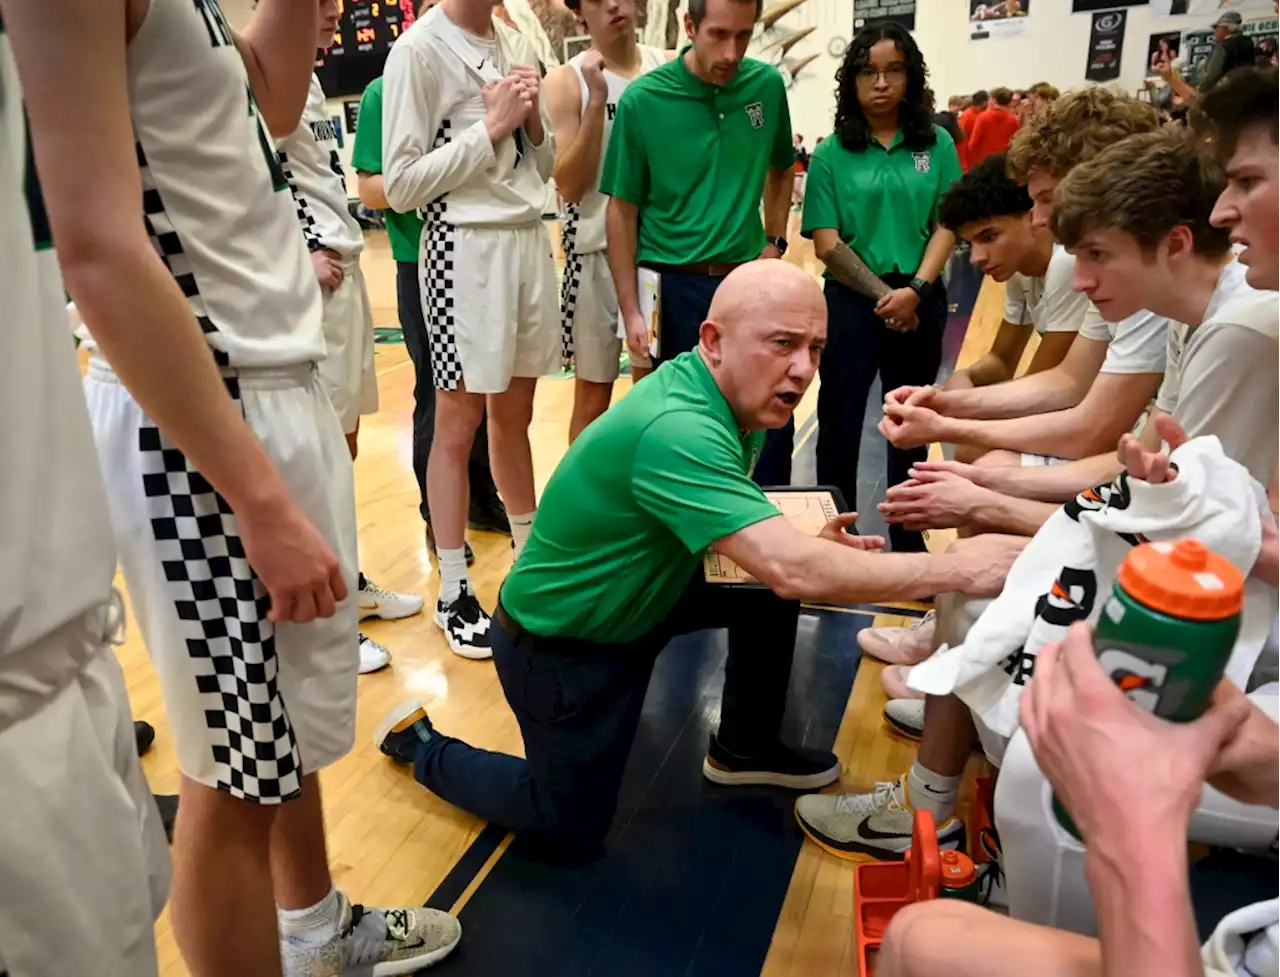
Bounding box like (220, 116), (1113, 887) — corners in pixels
(699, 260), (827, 432)
(707, 260), (825, 330)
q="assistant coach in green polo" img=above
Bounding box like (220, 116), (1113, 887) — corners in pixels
(376, 262), (1018, 850)
(601, 0), (796, 485)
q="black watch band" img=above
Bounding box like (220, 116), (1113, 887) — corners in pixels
(769, 235), (789, 255)
(908, 276), (932, 300)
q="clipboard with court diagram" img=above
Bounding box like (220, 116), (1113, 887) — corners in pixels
(703, 487), (847, 585)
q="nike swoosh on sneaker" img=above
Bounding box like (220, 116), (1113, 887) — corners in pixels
(857, 818), (911, 842)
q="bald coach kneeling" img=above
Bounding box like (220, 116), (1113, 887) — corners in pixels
(376, 262), (1019, 849)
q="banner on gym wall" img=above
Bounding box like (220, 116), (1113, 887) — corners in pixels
(1146, 29), (1181, 75)
(1086, 8), (1127, 81)
(1074, 0), (1146, 11)
(970, 0), (1030, 41)
(1152, 0), (1273, 18)
(854, 0), (916, 31)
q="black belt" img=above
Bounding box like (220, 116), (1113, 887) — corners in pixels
(644, 261), (745, 277)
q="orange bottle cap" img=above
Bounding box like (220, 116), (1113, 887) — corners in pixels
(1118, 539), (1244, 621)
(939, 849), (977, 887)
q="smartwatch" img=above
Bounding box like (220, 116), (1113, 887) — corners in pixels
(768, 235), (789, 256)
(908, 276), (932, 300)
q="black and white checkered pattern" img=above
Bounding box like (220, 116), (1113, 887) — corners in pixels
(139, 414), (302, 803)
(421, 122), (463, 392)
(138, 142), (229, 366)
(559, 204), (584, 371)
(278, 150), (323, 253)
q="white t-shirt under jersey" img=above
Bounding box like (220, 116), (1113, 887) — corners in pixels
(120, 0), (323, 368)
(0, 26), (115, 713)
(561, 45), (667, 256)
(1157, 261), (1278, 485)
(1003, 244), (1090, 336)
(1078, 305), (1171, 376)
(276, 74), (364, 258)
(381, 6), (555, 227)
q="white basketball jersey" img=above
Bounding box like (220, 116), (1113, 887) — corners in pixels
(0, 20), (116, 690)
(123, 0), (323, 368)
(563, 45), (666, 255)
(276, 74), (364, 258)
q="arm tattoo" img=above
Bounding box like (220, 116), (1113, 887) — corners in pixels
(820, 241), (892, 300)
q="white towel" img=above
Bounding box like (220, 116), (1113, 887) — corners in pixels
(908, 436), (1277, 738)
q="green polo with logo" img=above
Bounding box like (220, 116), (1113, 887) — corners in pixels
(600, 52), (794, 266)
(801, 126), (962, 278)
(350, 76), (422, 263)
(501, 351), (781, 643)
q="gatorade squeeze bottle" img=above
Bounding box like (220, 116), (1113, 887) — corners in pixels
(937, 850), (981, 902)
(1053, 539), (1244, 841)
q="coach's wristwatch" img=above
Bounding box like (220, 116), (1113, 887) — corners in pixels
(768, 235), (789, 256)
(908, 276), (932, 301)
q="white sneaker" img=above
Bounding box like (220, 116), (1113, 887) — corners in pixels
(883, 698), (925, 740)
(358, 576), (425, 622)
(794, 777), (964, 861)
(281, 891), (460, 976)
(857, 610), (936, 665)
(434, 582), (492, 660)
(358, 634), (391, 674)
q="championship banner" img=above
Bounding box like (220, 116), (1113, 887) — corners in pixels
(1086, 8), (1127, 81)
(854, 0), (916, 31)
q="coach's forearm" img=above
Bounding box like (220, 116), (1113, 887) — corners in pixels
(67, 240), (297, 517)
(356, 172), (390, 211)
(606, 197), (642, 318)
(1087, 830), (1202, 977)
(914, 225), (954, 285)
(762, 165), (793, 240)
(779, 538), (968, 605)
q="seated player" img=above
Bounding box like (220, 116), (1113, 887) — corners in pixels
(936, 154), (1086, 391)
(374, 262), (1023, 851)
(275, 10), (426, 674)
(875, 625), (1279, 977)
(880, 89), (1168, 471)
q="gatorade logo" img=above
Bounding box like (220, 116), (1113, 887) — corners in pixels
(1034, 566), (1097, 627)
(1097, 648), (1169, 713)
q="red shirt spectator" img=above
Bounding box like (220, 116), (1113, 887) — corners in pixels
(956, 92), (988, 169)
(967, 97), (1020, 167)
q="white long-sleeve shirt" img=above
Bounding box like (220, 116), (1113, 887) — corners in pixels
(382, 6), (553, 227)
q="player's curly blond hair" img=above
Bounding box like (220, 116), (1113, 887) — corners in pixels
(1006, 87), (1160, 182)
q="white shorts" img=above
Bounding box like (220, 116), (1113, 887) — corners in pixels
(1020, 453), (1071, 468)
(318, 256), (379, 435)
(84, 361), (359, 804)
(0, 602), (169, 977)
(561, 249), (621, 384)
(422, 220), (559, 394)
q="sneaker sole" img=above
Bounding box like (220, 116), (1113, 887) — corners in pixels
(358, 601), (425, 622)
(701, 757), (840, 790)
(882, 713), (924, 742)
(371, 929), (462, 975)
(372, 700), (428, 758)
(358, 655), (392, 675)
(433, 610), (494, 661)
(793, 801), (966, 863)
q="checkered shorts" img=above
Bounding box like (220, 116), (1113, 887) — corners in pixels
(84, 361), (359, 803)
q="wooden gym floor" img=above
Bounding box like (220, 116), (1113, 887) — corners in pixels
(117, 213), (1009, 975)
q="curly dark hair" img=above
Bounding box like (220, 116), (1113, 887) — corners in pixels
(833, 22), (937, 153)
(938, 154), (1032, 232)
(1193, 65), (1278, 163)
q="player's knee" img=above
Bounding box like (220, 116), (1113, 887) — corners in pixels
(879, 901), (984, 976)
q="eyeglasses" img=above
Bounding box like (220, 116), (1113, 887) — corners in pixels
(855, 64), (907, 82)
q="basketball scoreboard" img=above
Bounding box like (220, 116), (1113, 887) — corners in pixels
(314, 0), (415, 97)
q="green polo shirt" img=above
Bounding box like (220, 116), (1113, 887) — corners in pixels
(600, 52), (794, 267)
(801, 126), (962, 278)
(501, 352), (781, 643)
(350, 77), (423, 264)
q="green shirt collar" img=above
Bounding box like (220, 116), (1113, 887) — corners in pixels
(870, 129), (907, 152)
(688, 351), (751, 440)
(674, 46), (717, 94)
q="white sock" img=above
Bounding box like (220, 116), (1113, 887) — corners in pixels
(906, 762), (960, 823)
(510, 510), (535, 560)
(279, 887), (345, 949)
(437, 547), (469, 604)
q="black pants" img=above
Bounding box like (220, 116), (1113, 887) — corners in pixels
(411, 571), (800, 845)
(817, 276), (947, 553)
(654, 268), (794, 487)
(396, 260), (498, 522)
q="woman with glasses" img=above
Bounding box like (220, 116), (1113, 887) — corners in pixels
(801, 22), (960, 552)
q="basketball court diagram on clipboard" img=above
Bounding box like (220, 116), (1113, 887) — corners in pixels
(704, 488), (844, 585)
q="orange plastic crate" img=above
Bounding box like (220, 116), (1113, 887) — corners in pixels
(853, 810), (942, 977)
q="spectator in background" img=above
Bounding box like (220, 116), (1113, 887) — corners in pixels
(933, 94), (965, 148)
(967, 86), (1020, 167)
(957, 89), (988, 169)
(793, 132), (810, 209)
(801, 21), (960, 552)
(1199, 11), (1256, 93)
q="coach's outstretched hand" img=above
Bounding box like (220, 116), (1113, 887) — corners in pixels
(818, 512), (885, 551)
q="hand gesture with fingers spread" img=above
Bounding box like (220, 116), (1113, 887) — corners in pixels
(818, 512), (885, 551)
(1117, 414), (1189, 485)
